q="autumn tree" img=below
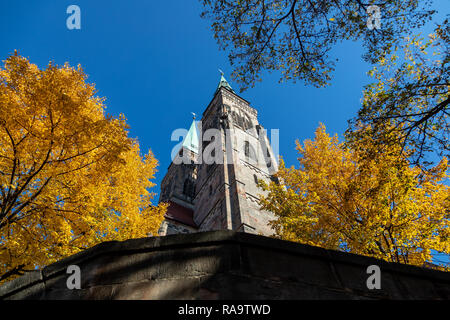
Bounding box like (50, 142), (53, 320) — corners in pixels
(200, 0), (435, 91)
(258, 124), (449, 268)
(347, 23), (449, 167)
(0, 53), (166, 283)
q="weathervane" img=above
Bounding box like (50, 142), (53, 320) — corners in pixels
(191, 112), (196, 120)
(218, 68), (224, 76)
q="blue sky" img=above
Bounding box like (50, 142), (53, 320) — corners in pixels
(1, 0), (448, 204)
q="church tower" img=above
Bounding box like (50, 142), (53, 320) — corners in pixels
(158, 73), (278, 236)
(158, 120), (199, 235)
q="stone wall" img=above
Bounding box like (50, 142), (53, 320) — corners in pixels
(1, 231), (449, 300)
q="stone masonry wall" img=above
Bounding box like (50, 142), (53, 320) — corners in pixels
(1, 231), (449, 300)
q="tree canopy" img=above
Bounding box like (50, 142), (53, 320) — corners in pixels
(0, 53), (166, 283)
(347, 22), (449, 166)
(200, 0), (435, 91)
(258, 124), (449, 269)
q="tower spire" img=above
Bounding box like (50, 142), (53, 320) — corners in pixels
(182, 118), (199, 154)
(217, 69), (234, 93)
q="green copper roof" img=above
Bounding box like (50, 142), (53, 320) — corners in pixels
(217, 73), (234, 92)
(182, 120), (199, 154)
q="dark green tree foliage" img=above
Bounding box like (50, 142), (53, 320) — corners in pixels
(200, 0), (435, 91)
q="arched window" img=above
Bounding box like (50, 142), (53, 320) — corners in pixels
(242, 114), (253, 131)
(244, 141), (250, 157)
(204, 135), (216, 160)
(244, 141), (256, 161)
(231, 110), (253, 131)
(266, 148), (272, 167)
(211, 139), (216, 158)
(183, 179), (189, 196)
(183, 179), (195, 198)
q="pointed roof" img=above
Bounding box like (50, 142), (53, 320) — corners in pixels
(217, 71), (234, 93)
(182, 119), (199, 154)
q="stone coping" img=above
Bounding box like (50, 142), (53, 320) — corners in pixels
(1, 230), (449, 299)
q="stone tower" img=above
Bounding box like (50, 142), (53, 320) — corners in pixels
(158, 121), (199, 235)
(158, 74), (278, 236)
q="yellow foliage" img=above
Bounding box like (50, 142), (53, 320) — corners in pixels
(0, 53), (166, 282)
(259, 124), (449, 269)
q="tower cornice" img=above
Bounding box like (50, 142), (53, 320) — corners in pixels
(202, 87), (257, 122)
